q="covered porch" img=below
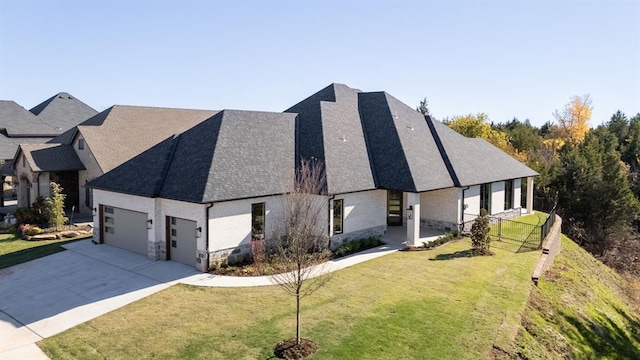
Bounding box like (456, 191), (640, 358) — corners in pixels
(382, 225), (448, 247)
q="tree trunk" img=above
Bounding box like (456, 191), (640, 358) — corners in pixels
(296, 293), (301, 344)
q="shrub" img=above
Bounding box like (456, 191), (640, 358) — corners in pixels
(18, 224), (42, 237)
(14, 207), (39, 225)
(333, 236), (382, 258)
(422, 232), (457, 249)
(471, 209), (491, 254)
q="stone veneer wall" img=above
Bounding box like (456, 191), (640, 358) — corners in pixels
(420, 219), (458, 232)
(208, 243), (253, 268)
(331, 225), (387, 249)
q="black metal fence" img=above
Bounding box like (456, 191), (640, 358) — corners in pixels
(463, 205), (558, 253)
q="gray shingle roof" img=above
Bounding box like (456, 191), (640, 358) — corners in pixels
(427, 117), (538, 186)
(285, 84), (376, 194)
(0, 100), (57, 136)
(29, 92), (98, 131)
(16, 144), (85, 172)
(0, 136), (51, 161)
(90, 110), (296, 203)
(70, 105), (217, 173)
(358, 91), (455, 192)
(90, 84), (537, 203)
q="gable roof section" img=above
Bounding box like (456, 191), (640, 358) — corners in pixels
(285, 83), (376, 194)
(358, 92), (454, 192)
(29, 92), (98, 131)
(90, 110), (296, 203)
(0, 136), (52, 161)
(0, 100), (57, 137)
(73, 105), (216, 173)
(427, 117), (538, 186)
(16, 144), (85, 172)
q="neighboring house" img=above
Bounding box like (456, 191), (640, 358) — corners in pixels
(88, 84), (538, 272)
(0, 93), (97, 205)
(13, 106), (216, 212)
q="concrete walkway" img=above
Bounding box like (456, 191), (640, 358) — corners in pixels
(181, 242), (401, 287)
(0, 239), (402, 359)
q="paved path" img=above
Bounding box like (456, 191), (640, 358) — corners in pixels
(0, 239), (401, 359)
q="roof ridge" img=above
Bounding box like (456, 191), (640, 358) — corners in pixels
(153, 134), (182, 197)
(110, 104), (215, 112)
(357, 93), (380, 187)
(426, 115), (461, 187)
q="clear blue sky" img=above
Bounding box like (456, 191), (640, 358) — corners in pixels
(1, 0), (638, 127)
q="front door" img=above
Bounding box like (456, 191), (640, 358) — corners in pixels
(387, 190), (403, 226)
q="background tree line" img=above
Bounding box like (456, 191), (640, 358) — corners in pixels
(419, 97), (640, 276)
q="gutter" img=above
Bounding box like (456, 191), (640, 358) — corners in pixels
(36, 173), (42, 199)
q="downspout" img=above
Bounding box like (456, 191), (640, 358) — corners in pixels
(36, 173), (42, 198)
(460, 186), (470, 230)
(327, 195), (335, 248)
(204, 202), (214, 271)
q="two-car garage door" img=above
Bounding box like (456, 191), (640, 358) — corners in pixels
(101, 206), (197, 267)
(102, 206), (148, 256)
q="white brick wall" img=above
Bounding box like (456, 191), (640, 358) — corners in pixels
(513, 178), (522, 209)
(464, 185), (481, 218)
(331, 190), (386, 236)
(76, 133), (104, 215)
(491, 181), (505, 215)
(208, 195), (286, 252)
(421, 187), (461, 224)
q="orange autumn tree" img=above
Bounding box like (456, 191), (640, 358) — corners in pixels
(552, 95), (592, 144)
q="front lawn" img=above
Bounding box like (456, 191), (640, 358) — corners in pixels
(39, 239), (540, 359)
(0, 233), (91, 269)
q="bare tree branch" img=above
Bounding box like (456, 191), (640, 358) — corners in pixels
(269, 159), (333, 345)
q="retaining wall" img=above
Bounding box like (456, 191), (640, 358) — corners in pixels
(531, 215), (562, 285)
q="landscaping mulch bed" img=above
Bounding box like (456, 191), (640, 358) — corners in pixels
(274, 338), (317, 359)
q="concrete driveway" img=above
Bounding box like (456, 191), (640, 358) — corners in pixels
(0, 239), (199, 359)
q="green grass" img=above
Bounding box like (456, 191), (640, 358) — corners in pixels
(491, 212), (548, 253)
(513, 236), (640, 359)
(39, 239), (540, 359)
(0, 233), (90, 269)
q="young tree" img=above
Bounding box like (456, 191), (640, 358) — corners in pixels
(46, 182), (68, 230)
(552, 95), (592, 144)
(271, 159), (332, 357)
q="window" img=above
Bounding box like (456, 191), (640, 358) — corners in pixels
(104, 206), (114, 214)
(333, 199), (344, 234)
(171, 228), (177, 236)
(78, 138), (84, 150)
(105, 216), (114, 224)
(105, 226), (115, 234)
(504, 180), (514, 210)
(171, 217), (176, 225)
(480, 183), (491, 213)
(251, 202), (265, 239)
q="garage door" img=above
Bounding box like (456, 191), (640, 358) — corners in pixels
(167, 216), (197, 266)
(102, 206), (148, 256)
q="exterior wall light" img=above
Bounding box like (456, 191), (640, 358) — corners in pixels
(147, 219), (153, 229)
(92, 207), (97, 216)
(407, 205), (413, 220)
(195, 226), (202, 238)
